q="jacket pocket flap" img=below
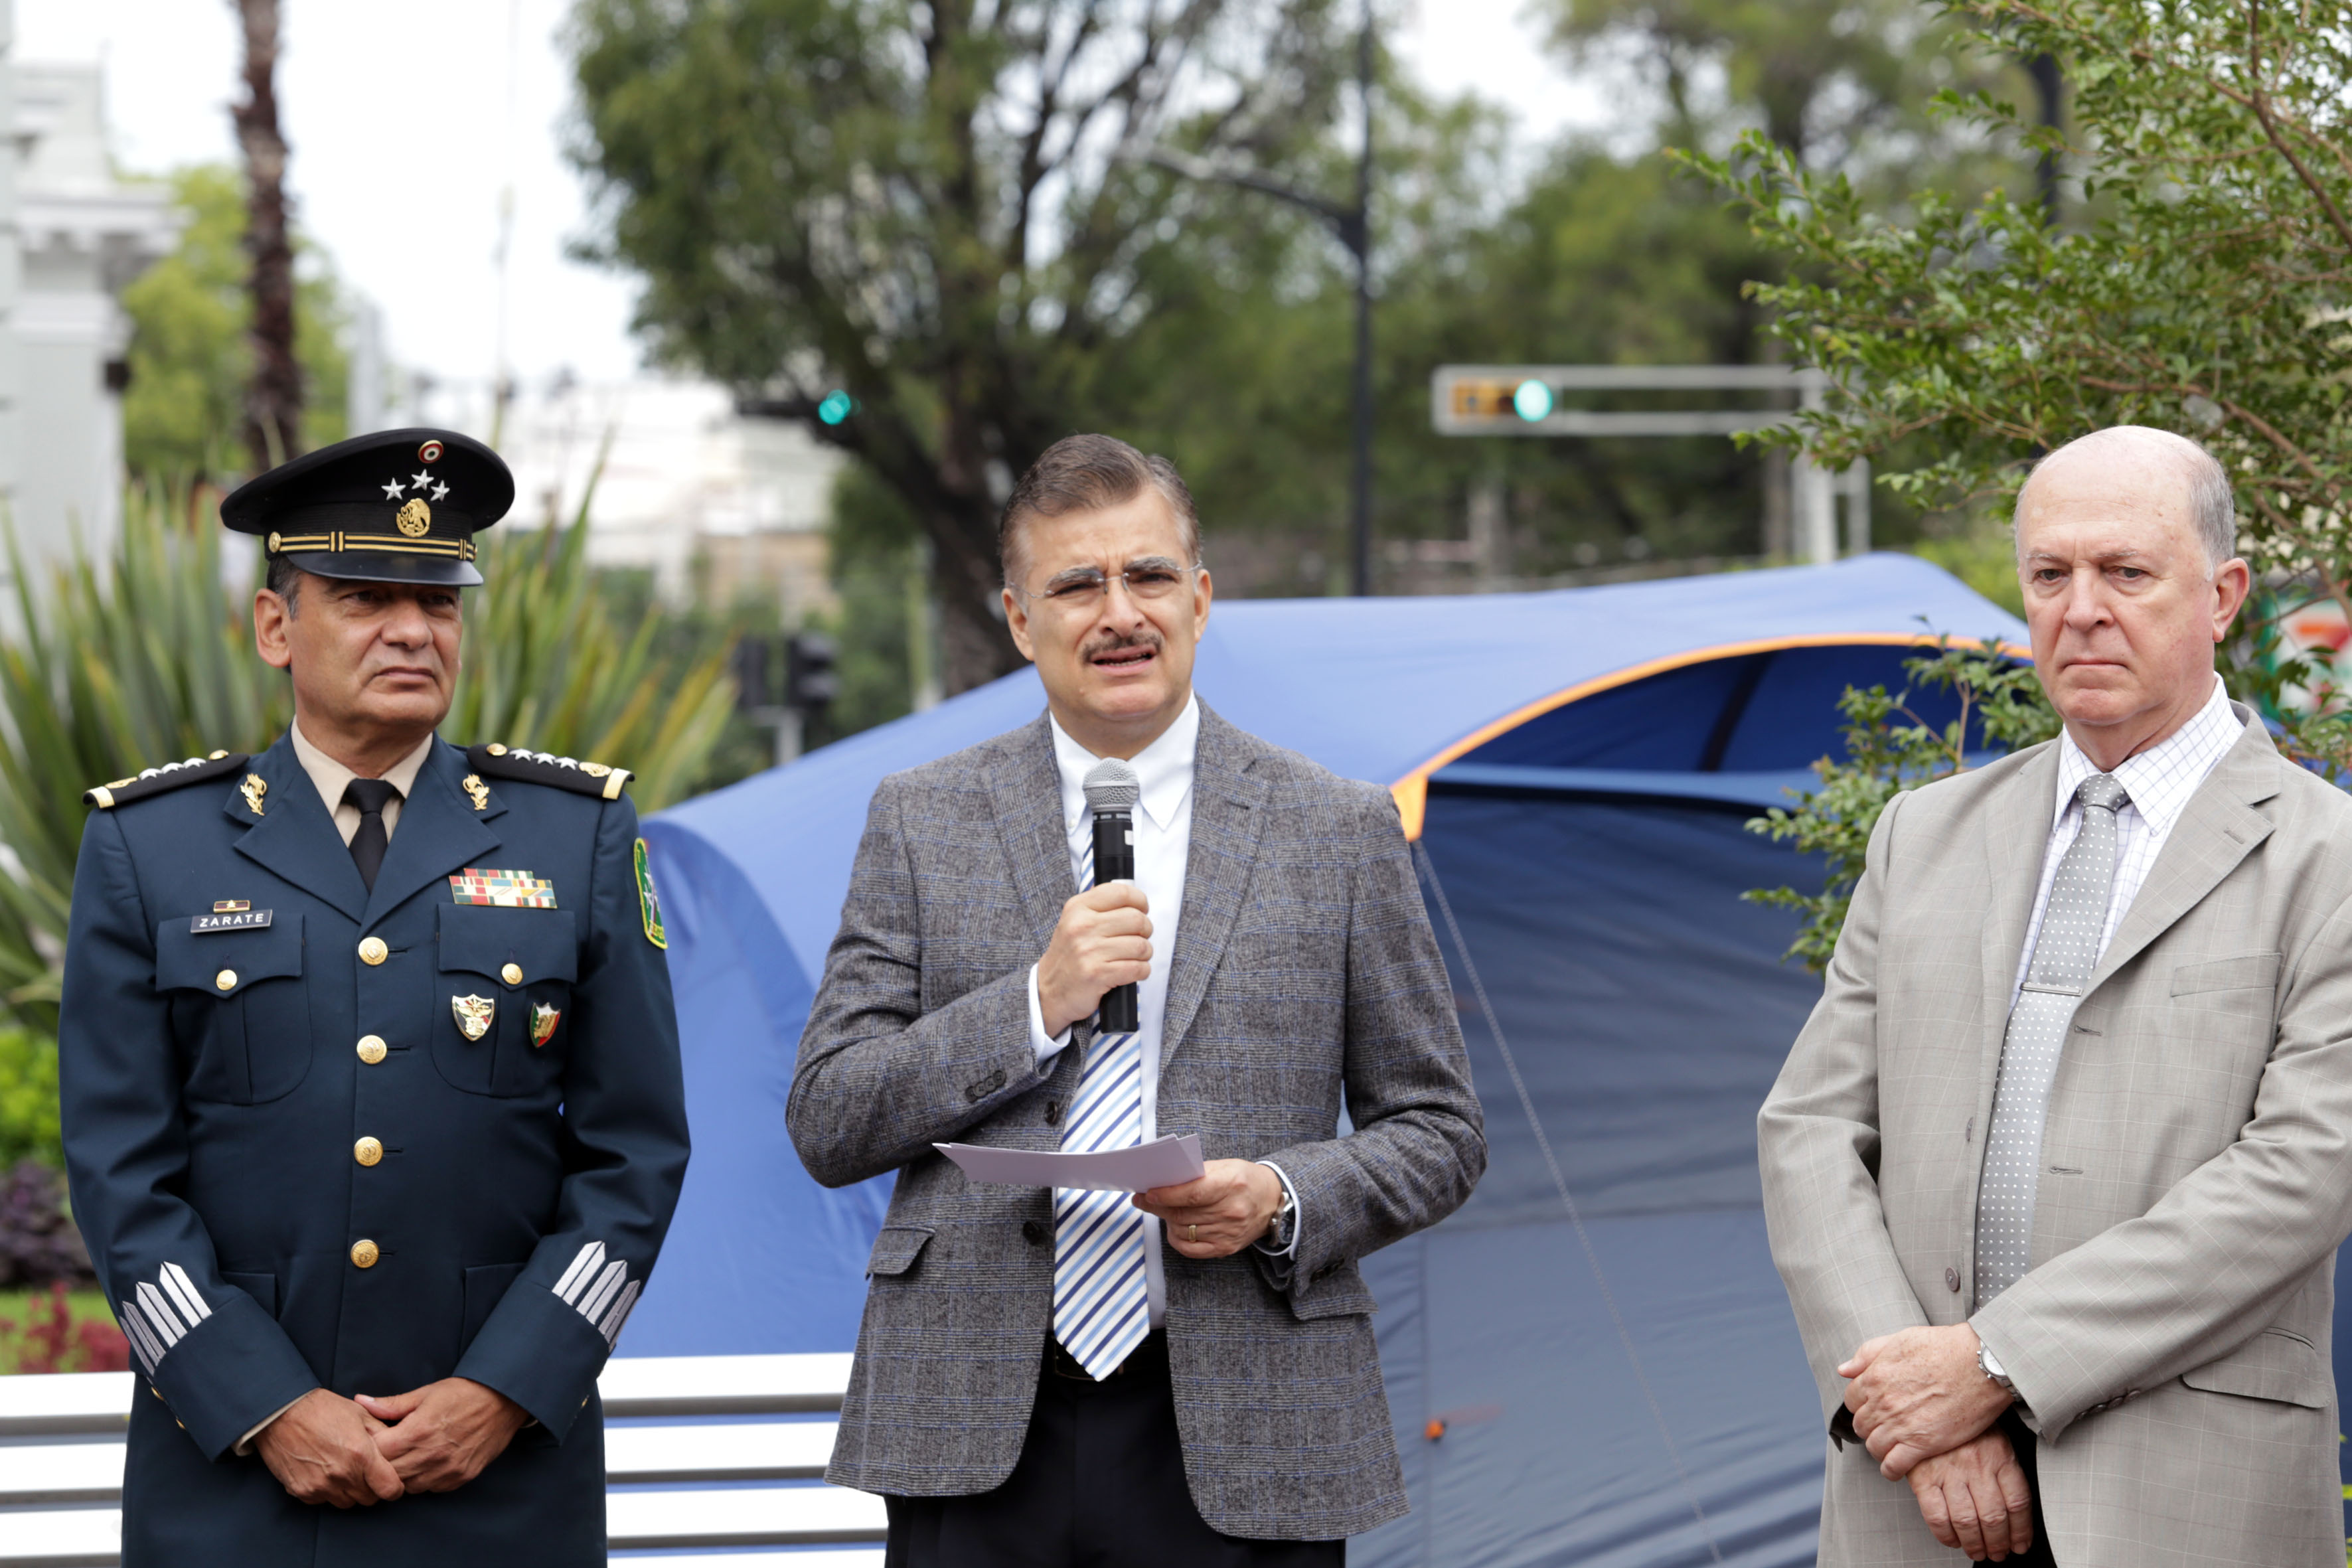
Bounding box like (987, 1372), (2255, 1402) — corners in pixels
(866, 1227), (934, 1277)
(2170, 952), (2281, 996)
(155, 915), (305, 996)
(437, 903), (578, 986)
(2179, 1328), (2327, 1407)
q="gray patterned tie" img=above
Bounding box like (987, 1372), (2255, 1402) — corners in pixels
(1976, 773), (2130, 1303)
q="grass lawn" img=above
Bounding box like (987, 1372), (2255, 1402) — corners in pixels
(0, 1285), (129, 1374)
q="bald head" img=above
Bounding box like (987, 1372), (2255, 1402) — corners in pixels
(2015, 426), (2236, 566)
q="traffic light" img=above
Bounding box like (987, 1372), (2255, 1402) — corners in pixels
(786, 632), (838, 714)
(733, 635), (776, 712)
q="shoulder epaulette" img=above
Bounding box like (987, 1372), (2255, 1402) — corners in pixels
(466, 744), (633, 801)
(85, 751), (250, 810)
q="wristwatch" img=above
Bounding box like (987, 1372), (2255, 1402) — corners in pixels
(1978, 1338), (2016, 1397)
(1264, 1181), (1296, 1251)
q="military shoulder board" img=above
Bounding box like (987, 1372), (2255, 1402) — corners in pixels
(84, 751), (250, 810)
(467, 744), (633, 801)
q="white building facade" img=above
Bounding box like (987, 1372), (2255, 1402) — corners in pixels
(0, 1), (177, 595)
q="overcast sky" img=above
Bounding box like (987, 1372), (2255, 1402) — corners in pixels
(19, 0), (1605, 394)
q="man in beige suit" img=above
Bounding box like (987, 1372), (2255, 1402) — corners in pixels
(1760, 425), (2352, 1567)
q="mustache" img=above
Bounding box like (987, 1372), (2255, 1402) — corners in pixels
(1081, 629), (1162, 659)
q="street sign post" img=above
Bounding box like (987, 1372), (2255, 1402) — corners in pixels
(1429, 364), (1867, 563)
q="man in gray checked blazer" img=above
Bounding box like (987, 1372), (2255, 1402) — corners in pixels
(791, 434), (1484, 1567)
(1761, 426), (2352, 1567)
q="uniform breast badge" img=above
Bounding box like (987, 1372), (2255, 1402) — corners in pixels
(452, 994), (496, 1042)
(530, 1003), (561, 1048)
(462, 774), (490, 812)
(240, 775), (266, 816)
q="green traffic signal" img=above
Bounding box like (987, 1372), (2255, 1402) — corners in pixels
(818, 389), (856, 425)
(1512, 379), (1554, 422)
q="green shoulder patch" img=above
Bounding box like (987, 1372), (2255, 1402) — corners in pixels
(634, 838), (667, 950)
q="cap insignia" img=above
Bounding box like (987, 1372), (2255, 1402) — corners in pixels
(396, 497), (432, 537)
(418, 439), (445, 463)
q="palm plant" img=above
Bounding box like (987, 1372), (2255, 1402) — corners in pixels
(0, 475), (738, 1030)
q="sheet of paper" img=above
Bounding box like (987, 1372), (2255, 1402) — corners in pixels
(935, 1133), (1206, 1193)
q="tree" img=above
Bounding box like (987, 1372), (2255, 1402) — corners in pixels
(230, 0), (302, 469)
(568, 0), (1363, 692)
(1693, 1), (2352, 746)
(120, 166), (349, 482)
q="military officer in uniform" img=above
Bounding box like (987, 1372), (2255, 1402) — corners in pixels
(56, 428), (691, 1565)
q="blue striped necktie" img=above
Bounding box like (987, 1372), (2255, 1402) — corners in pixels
(1052, 836), (1150, 1379)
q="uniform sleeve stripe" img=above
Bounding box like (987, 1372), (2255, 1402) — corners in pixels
(598, 1280), (641, 1348)
(553, 1241), (603, 1305)
(578, 1260), (628, 1323)
(121, 1302), (163, 1373)
(135, 1282), (184, 1344)
(159, 1263), (209, 1324)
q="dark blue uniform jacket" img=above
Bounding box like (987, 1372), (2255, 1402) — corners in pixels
(57, 732), (690, 1566)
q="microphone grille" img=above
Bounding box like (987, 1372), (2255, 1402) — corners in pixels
(1082, 758), (1141, 811)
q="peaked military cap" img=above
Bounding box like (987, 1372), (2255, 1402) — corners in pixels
(220, 428), (514, 586)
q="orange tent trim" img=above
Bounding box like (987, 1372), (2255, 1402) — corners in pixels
(1389, 631), (2029, 840)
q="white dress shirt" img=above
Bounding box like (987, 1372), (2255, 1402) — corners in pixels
(2012, 676), (2243, 1000)
(1023, 695), (1298, 1328)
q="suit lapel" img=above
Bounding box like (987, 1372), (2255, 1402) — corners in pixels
(361, 740), (503, 931)
(1978, 743), (2059, 1105)
(2082, 710), (2280, 997)
(229, 734), (369, 923)
(985, 716), (1075, 950)
(1160, 706), (1270, 1076)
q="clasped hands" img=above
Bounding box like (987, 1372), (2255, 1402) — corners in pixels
(1040, 885), (1286, 1260)
(253, 1378), (528, 1508)
(1841, 1324), (2033, 1563)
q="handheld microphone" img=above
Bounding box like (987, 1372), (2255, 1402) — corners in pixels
(1082, 759), (1141, 1034)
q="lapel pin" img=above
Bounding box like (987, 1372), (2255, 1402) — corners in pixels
(462, 774), (489, 812)
(452, 994), (495, 1042)
(240, 775), (266, 817)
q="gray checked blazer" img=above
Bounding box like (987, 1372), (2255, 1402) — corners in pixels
(790, 704), (1485, 1540)
(1759, 704), (2352, 1567)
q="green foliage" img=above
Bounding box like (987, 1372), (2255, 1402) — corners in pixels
(1746, 639), (2059, 970)
(120, 165), (350, 481)
(1684, 2), (2352, 649)
(0, 481), (737, 1032)
(0, 1030), (60, 1170)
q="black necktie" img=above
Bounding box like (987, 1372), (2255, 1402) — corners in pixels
(344, 778), (400, 891)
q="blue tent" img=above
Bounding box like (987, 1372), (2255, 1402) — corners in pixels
(628, 554), (2039, 1565)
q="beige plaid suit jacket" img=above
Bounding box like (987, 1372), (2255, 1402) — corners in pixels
(1760, 704), (2352, 1567)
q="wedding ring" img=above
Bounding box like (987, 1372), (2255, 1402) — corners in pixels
(1189, 1223), (1198, 1242)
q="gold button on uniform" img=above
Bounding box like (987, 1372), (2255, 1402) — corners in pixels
(358, 937), (388, 966)
(214, 969), (236, 992)
(356, 1035), (388, 1065)
(354, 1137), (384, 1168)
(350, 1239), (380, 1269)
(501, 962), (523, 986)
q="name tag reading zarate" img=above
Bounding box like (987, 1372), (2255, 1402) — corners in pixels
(193, 909), (272, 933)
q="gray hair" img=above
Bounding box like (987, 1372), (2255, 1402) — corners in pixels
(2013, 426), (2237, 566)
